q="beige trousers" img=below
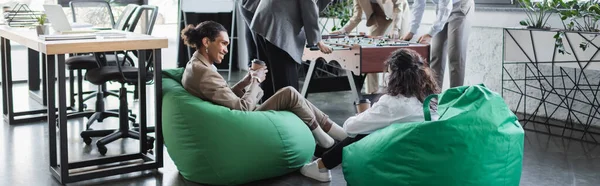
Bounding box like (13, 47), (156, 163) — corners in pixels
(256, 86), (332, 131)
(430, 0), (474, 88)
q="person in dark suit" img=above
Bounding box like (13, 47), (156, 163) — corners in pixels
(239, 0), (260, 67)
(250, 0), (333, 101)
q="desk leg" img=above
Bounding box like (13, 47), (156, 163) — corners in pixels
(138, 50), (147, 153)
(1, 37), (14, 123)
(153, 49), (163, 167)
(28, 49), (40, 91)
(46, 54), (57, 169)
(42, 55), (47, 106)
(57, 54), (69, 183)
(1, 37), (7, 116)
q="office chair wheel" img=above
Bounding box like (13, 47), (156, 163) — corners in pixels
(83, 137), (92, 145)
(97, 144), (108, 155)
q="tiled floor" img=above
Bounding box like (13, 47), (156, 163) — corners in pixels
(1, 70), (600, 186)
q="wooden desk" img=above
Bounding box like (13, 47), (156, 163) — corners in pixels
(0, 26), (168, 184)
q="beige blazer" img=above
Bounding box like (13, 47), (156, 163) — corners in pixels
(182, 51), (264, 111)
(342, 0), (411, 36)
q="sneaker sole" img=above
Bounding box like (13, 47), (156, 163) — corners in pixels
(300, 167), (331, 182)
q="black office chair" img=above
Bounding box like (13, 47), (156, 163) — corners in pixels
(126, 5), (159, 133)
(80, 52), (155, 155)
(65, 4), (139, 129)
(80, 5), (159, 155)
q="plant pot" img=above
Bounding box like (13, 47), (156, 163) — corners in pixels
(36, 25), (48, 36)
(526, 26), (552, 30)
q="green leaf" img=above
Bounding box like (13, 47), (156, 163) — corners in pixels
(520, 20), (528, 26)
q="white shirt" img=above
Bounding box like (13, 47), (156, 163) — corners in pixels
(343, 94), (439, 137)
(410, 0), (460, 36)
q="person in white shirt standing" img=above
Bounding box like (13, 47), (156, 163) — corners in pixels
(299, 48), (441, 182)
(330, 0), (412, 94)
(401, 0), (474, 88)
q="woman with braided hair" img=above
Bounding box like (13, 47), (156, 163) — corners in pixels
(299, 48), (442, 182)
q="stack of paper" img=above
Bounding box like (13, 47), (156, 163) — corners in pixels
(39, 33), (96, 41)
(95, 31), (126, 39)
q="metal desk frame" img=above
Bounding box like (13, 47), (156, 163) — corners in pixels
(0, 27), (165, 184)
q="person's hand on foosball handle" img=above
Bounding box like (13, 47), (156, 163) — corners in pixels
(317, 41), (332, 54)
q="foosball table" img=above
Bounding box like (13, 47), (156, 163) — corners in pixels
(301, 34), (430, 102)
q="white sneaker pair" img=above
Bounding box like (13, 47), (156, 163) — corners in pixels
(300, 160), (331, 182)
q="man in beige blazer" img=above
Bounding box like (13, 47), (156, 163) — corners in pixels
(180, 21), (347, 149)
(331, 0), (411, 94)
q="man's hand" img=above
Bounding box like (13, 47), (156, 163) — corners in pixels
(401, 32), (414, 41)
(330, 30), (345, 35)
(243, 71), (253, 84)
(417, 34), (432, 44)
(317, 41), (332, 54)
(250, 67), (268, 83)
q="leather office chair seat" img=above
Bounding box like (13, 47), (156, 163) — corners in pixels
(85, 66), (153, 85)
(66, 55), (126, 70)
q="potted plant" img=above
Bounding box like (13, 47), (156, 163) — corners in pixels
(36, 14), (48, 35)
(553, 0), (600, 54)
(517, 0), (561, 30)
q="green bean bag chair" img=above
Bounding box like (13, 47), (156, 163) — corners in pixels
(342, 84), (524, 186)
(161, 68), (315, 185)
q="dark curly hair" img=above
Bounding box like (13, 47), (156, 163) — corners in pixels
(180, 21), (227, 49)
(385, 48), (441, 110)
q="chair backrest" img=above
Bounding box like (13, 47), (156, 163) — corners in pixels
(69, 0), (115, 28)
(113, 4), (138, 31)
(127, 5), (158, 35)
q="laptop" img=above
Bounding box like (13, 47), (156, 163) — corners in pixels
(42, 4), (97, 34)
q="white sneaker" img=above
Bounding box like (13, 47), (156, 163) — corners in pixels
(300, 160), (331, 182)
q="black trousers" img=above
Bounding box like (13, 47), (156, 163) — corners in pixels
(243, 23), (258, 66)
(254, 34), (300, 101)
(314, 134), (368, 169)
